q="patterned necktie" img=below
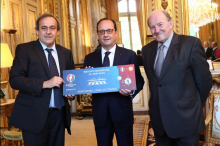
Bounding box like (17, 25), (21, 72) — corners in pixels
(103, 52), (111, 67)
(46, 48), (64, 109)
(155, 44), (164, 77)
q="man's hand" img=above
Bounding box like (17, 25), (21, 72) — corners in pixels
(119, 89), (132, 96)
(85, 66), (93, 69)
(42, 76), (64, 89)
(65, 94), (75, 100)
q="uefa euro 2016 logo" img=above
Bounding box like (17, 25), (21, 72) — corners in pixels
(67, 74), (75, 82)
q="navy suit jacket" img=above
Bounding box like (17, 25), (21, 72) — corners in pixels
(9, 40), (75, 134)
(142, 32), (212, 138)
(84, 45), (144, 127)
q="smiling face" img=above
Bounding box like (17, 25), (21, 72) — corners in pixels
(148, 11), (173, 43)
(36, 17), (60, 48)
(97, 20), (118, 51)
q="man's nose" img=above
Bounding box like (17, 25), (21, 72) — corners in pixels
(46, 28), (51, 34)
(103, 31), (109, 36)
(155, 26), (160, 33)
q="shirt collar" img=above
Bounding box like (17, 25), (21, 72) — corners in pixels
(39, 40), (56, 53)
(158, 31), (174, 49)
(101, 44), (116, 55)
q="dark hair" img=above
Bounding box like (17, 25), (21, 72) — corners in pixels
(97, 18), (117, 32)
(137, 50), (141, 54)
(212, 41), (218, 47)
(147, 10), (172, 27)
(35, 13), (61, 30)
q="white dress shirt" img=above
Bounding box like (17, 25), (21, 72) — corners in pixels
(101, 45), (116, 66)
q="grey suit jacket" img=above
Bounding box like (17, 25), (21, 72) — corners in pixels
(142, 32), (212, 138)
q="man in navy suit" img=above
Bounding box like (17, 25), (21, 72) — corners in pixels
(84, 18), (144, 146)
(9, 13), (75, 146)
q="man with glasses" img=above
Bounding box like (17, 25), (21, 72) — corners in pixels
(9, 13), (75, 146)
(84, 18), (144, 146)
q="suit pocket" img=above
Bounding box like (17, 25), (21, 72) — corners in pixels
(178, 98), (195, 109)
(15, 96), (32, 106)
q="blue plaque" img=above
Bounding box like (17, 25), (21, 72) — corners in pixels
(63, 64), (136, 95)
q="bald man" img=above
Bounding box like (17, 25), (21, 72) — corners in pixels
(142, 10), (212, 146)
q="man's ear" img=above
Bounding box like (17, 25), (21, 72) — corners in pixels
(36, 30), (39, 36)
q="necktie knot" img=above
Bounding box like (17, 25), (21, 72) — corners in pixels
(159, 44), (164, 51)
(105, 52), (111, 56)
(46, 48), (53, 54)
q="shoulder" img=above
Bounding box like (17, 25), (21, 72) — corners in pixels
(118, 46), (135, 55)
(177, 34), (200, 44)
(86, 48), (101, 58)
(17, 40), (36, 49)
(56, 44), (70, 52)
(142, 40), (157, 52)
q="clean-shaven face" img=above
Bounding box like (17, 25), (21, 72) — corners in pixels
(36, 17), (60, 48)
(148, 11), (173, 43)
(97, 20), (118, 51)
(204, 42), (209, 48)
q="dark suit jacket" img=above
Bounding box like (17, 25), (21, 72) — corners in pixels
(84, 45), (144, 127)
(9, 40), (75, 134)
(142, 32), (212, 138)
(136, 55), (143, 66)
(205, 47), (213, 59)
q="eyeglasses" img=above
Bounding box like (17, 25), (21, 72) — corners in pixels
(97, 29), (115, 35)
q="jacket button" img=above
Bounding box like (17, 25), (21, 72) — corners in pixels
(106, 100), (109, 103)
(159, 85), (161, 87)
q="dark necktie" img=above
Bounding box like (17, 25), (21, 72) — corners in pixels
(103, 52), (111, 67)
(155, 44), (164, 77)
(46, 48), (64, 109)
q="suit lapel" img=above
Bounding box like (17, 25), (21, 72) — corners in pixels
(113, 45), (122, 66)
(56, 45), (65, 77)
(95, 48), (103, 67)
(150, 42), (159, 80)
(159, 33), (179, 79)
(33, 40), (50, 78)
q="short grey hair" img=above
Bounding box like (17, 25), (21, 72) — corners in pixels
(147, 10), (172, 27)
(35, 13), (61, 30)
(204, 41), (210, 47)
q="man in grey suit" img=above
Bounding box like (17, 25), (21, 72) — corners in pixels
(142, 10), (212, 146)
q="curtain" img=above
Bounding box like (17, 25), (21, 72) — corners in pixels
(136, 0), (144, 47)
(136, 0), (148, 46)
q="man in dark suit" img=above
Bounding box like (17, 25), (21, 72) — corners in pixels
(211, 41), (219, 61)
(142, 10), (212, 146)
(84, 18), (144, 146)
(9, 13), (75, 146)
(204, 41), (213, 59)
(136, 50), (143, 66)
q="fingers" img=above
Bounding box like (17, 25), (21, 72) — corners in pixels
(85, 66), (93, 69)
(119, 89), (132, 96)
(65, 94), (75, 99)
